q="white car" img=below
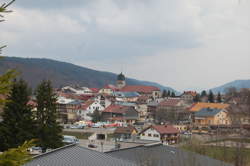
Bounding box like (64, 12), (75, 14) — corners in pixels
(63, 135), (79, 144)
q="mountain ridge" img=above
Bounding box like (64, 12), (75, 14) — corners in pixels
(0, 56), (178, 93)
(210, 79), (250, 93)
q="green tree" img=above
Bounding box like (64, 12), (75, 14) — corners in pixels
(167, 90), (171, 97)
(0, 79), (35, 152)
(0, 0), (16, 105)
(35, 80), (63, 151)
(193, 94), (200, 102)
(0, 140), (33, 166)
(90, 108), (101, 123)
(162, 90), (167, 98)
(201, 90), (207, 97)
(171, 91), (176, 97)
(208, 90), (214, 103)
(217, 92), (222, 103)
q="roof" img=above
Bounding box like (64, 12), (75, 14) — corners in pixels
(121, 85), (160, 94)
(81, 100), (95, 110)
(194, 108), (225, 117)
(117, 73), (125, 81)
(89, 88), (99, 93)
(114, 126), (137, 134)
(103, 84), (119, 91)
(114, 91), (140, 98)
(25, 144), (136, 166)
(102, 105), (127, 114)
(140, 125), (179, 135)
(189, 102), (229, 112)
(159, 98), (181, 107)
(106, 144), (232, 166)
(182, 91), (197, 97)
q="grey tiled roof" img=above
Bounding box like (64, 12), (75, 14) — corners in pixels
(106, 144), (232, 166)
(195, 108), (223, 117)
(25, 144), (136, 166)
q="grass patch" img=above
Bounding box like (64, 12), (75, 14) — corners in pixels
(62, 131), (93, 139)
(206, 138), (250, 144)
(182, 144), (250, 165)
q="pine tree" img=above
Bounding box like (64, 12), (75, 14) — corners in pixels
(201, 90), (207, 97)
(208, 90), (215, 103)
(167, 90), (171, 97)
(162, 90), (167, 98)
(0, 79), (35, 151)
(35, 80), (63, 151)
(217, 92), (222, 103)
(193, 94), (201, 102)
(171, 92), (176, 97)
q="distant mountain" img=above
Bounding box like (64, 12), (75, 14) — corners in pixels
(210, 80), (250, 93)
(0, 57), (177, 93)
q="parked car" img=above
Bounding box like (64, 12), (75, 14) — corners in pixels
(63, 135), (79, 144)
(28, 146), (43, 155)
(88, 144), (97, 148)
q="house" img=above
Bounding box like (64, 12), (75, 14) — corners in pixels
(101, 105), (139, 124)
(107, 143), (232, 166)
(194, 108), (231, 126)
(114, 91), (140, 102)
(121, 85), (161, 99)
(181, 91), (197, 103)
(189, 102), (229, 112)
(99, 84), (119, 95)
(114, 125), (137, 141)
(139, 125), (179, 144)
(25, 144), (136, 166)
(78, 99), (105, 120)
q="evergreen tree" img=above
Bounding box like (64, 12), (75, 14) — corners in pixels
(167, 90), (171, 97)
(193, 94), (201, 102)
(35, 80), (63, 151)
(201, 90), (207, 97)
(90, 108), (101, 123)
(208, 90), (215, 103)
(162, 90), (167, 98)
(171, 92), (176, 97)
(0, 79), (35, 151)
(217, 92), (222, 103)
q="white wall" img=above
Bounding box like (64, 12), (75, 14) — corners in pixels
(140, 127), (161, 141)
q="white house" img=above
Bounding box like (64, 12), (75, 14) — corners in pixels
(139, 125), (179, 144)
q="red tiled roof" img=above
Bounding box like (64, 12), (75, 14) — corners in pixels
(89, 88), (99, 93)
(159, 98), (181, 107)
(102, 105), (128, 114)
(81, 100), (95, 110)
(121, 85), (160, 94)
(114, 126), (137, 134)
(103, 84), (119, 91)
(152, 125), (179, 134)
(182, 91), (197, 97)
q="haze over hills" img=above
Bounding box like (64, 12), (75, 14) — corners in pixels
(0, 57), (177, 93)
(210, 80), (250, 94)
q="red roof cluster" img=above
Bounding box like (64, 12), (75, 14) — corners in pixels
(81, 100), (95, 110)
(159, 98), (181, 107)
(152, 125), (179, 134)
(182, 91), (197, 97)
(89, 88), (99, 93)
(103, 84), (119, 91)
(121, 85), (160, 94)
(102, 104), (129, 114)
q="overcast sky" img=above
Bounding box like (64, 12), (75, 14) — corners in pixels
(1, 0), (250, 91)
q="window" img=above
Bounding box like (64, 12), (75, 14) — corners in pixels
(153, 134), (159, 137)
(148, 133), (152, 137)
(141, 133), (145, 136)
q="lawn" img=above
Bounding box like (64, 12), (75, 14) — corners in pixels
(182, 144), (250, 166)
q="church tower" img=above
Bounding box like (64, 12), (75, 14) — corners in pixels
(116, 73), (126, 89)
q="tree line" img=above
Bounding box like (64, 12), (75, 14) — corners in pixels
(0, 79), (63, 152)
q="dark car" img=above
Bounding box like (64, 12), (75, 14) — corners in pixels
(88, 144), (97, 148)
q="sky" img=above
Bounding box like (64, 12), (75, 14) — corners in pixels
(0, 0), (250, 92)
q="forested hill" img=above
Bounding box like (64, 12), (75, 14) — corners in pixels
(0, 57), (177, 92)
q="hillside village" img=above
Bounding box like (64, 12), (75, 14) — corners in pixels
(1, 73), (250, 166)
